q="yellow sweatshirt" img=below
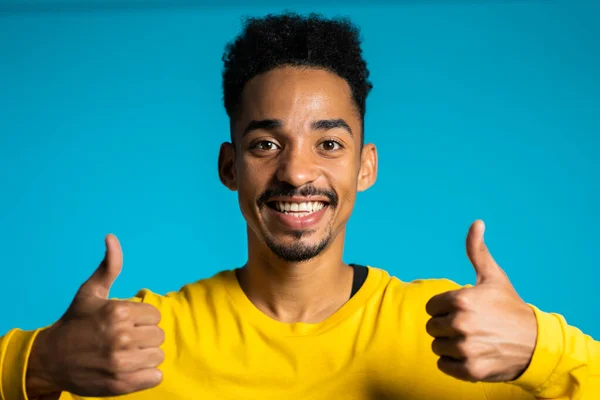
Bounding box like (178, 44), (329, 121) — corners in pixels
(1, 267), (599, 400)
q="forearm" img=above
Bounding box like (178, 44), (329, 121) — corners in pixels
(488, 307), (600, 399)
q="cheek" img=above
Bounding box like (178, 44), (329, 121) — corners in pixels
(236, 176), (261, 232)
(334, 162), (361, 206)
(236, 159), (269, 207)
(340, 188), (357, 210)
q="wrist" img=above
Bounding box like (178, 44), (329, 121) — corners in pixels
(26, 327), (62, 398)
(513, 303), (538, 378)
(510, 306), (563, 392)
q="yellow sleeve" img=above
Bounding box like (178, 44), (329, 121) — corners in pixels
(484, 306), (600, 399)
(0, 297), (144, 400)
(0, 328), (43, 400)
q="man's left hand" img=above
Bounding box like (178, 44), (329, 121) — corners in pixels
(425, 220), (538, 382)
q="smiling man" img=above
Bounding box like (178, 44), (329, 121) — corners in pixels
(1, 12), (599, 400)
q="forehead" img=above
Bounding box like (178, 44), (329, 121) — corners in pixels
(234, 67), (360, 132)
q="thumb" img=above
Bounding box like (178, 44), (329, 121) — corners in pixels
(78, 234), (123, 300)
(466, 220), (506, 285)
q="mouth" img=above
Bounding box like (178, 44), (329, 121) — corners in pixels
(266, 199), (329, 217)
(264, 198), (331, 229)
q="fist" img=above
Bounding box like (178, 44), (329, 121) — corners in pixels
(29, 235), (165, 397)
(425, 220), (538, 382)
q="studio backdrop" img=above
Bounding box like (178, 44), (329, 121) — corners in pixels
(1, 0), (598, 337)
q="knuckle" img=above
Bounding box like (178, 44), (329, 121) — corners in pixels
(425, 298), (436, 315)
(465, 360), (488, 381)
(151, 306), (162, 323)
(156, 327), (166, 345)
(455, 339), (471, 358)
(106, 379), (132, 395)
(112, 331), (131, 348)
(96, 318), (110, 335)
(154, 348), (165, 364)
(430, 339), (443, 356)
(451, 313), (472, 335)
(146, 348), (165, 368)
(468, 341), (487, 358)
(140, 303), (161, 322)
(105, 302), (130, 323)
(425, 318), (437, 335)
(107, 352), (127, 371)
(453, 291), (472, 310)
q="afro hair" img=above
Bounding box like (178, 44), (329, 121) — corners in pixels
(222, 12), (373, 141)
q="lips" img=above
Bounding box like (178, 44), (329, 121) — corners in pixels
(266, 204), (329, 230)
(271, 200), (327, 214)
(265, 198), (330, 230)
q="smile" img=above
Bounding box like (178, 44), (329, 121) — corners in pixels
(269, 201), (327, 216)
(265, 198), (330, 229)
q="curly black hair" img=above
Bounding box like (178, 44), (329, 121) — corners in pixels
(222, 12), (373, 143)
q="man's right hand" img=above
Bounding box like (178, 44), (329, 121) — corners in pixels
(26, 234), (165, 398)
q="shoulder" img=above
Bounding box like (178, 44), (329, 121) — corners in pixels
(364, 268), (468, 348)
(402, 276), (465, 297)
(130, 269), (236, 313)
(369, 266), (465, 307)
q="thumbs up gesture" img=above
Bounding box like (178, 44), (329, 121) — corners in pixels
(425, 220), (538, 382)
(26, 235), (165, 397)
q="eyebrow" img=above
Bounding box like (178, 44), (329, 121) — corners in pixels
(242, 119), (283, 136)
(242, 118), (353, 137)
(311, 119), (353, 136)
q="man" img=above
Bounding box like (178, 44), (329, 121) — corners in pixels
(1, 12), (598, 400)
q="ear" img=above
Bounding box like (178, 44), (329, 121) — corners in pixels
(357, 143), (377, 192)
(218, 142), (237, 191)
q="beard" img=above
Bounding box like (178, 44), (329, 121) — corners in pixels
(263, 228), (333, 262)
(255, 182), (339, 262)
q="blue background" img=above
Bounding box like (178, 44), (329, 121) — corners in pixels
(1, 0), (598, 338)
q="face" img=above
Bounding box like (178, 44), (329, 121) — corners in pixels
(219, 67), (377, 262)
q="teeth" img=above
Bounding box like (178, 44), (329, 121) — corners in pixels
(275, 201), (326, 215)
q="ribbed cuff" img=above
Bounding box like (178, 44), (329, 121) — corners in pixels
(0, 328), (42, 400)
(511, 305), (565, 394)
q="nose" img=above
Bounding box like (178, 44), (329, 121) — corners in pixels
(275, 145), (320, 188)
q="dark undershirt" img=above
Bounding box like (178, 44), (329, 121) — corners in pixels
(235, 264), (368, 300)
(349, 264), (368, 298)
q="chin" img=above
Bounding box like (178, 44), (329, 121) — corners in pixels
(263, 231), (333, 263)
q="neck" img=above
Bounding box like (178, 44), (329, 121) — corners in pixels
(239, 228), (354, 323)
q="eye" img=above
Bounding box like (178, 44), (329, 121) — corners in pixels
(318, 140), (342, 151)
(251, 140), (280, 151)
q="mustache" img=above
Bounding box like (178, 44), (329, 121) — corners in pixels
(257, 183), (339, 209)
